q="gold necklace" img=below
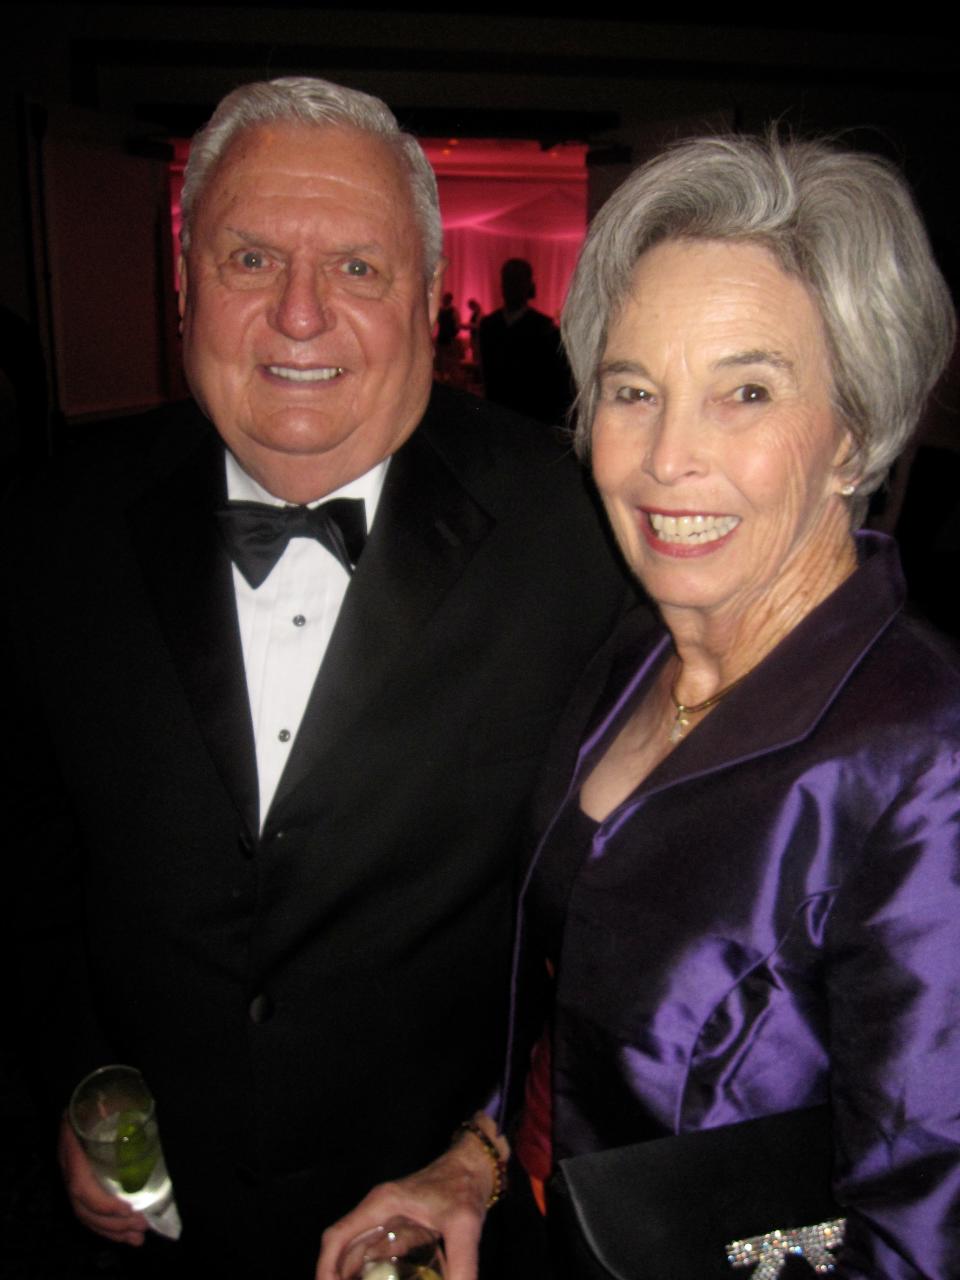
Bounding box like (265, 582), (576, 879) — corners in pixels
(669, 668), (747, 743)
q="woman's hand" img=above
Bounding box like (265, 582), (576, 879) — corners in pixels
(58, 1115), (148, 1246)
(315, 1116), (508, 1280)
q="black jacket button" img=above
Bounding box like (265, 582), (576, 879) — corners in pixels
(249, 993), (273, 1024)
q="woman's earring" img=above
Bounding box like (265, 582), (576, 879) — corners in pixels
(840, 482), (856, 497)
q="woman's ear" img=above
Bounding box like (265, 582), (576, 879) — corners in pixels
(832, 428), (861, 496)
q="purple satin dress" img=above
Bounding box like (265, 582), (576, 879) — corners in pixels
(512, 533), (960, 1277)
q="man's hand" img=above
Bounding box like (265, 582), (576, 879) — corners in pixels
(58, 1115), (148, 1246)
(316, 1118), (506, 1280)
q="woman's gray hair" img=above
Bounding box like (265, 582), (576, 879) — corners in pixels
(180, 76), (442, 277)
(563, 132), (956, 505)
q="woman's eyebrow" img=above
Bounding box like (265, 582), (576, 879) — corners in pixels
(597, 359), (652, 379)
(713, 348), (794, 373)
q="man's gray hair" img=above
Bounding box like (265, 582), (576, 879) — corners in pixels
(180, 76), (442, 276)
(563, 132), (956, 509)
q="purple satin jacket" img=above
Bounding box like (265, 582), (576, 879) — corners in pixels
(515, 533), (960, 1277)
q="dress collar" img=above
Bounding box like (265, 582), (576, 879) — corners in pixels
(579, 532), (906, 811)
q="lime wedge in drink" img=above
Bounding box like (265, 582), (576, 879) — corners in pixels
(114, 1111), (157, 1193)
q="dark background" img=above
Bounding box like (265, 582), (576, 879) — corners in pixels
(3, 8), (959, 1275)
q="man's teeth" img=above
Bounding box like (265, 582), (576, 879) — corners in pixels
(648, 512), (740, 544)
(267, 365), (343, 382)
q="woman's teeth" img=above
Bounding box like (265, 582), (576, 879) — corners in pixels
(267, 365), (343, 382)
(648, 512), (740, 544)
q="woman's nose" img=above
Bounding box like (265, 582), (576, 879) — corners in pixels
(642, 402), (707, 485)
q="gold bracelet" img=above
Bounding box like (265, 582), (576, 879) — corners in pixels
(455, 1120), (509, 1208)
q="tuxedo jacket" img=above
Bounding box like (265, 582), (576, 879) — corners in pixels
(8, 385), (631, 1272)
(507, 534), (960, 1278)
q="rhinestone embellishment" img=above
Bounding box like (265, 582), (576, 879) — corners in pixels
(726, 1217), (846, 1277)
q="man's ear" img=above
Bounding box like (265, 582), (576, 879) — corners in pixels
(427, 257), (447, 327)
(177, 254), (189, 321)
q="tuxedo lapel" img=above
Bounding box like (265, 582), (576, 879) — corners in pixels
(268, 421), (494, 821)
(127, 418), (259, 836)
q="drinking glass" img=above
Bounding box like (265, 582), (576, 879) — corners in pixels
(68, 1064), (172, 1213)
(337, 1215), (446, 1280)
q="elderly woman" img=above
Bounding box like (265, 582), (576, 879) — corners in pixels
(318, 134), (959, 1279)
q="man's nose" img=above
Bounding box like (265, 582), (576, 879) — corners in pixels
(269, 264), (334, 341)
(642, 401), (708, 485)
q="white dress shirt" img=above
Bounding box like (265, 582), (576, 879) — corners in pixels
(226, 452), (387, 828)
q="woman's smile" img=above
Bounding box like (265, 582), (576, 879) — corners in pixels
(641, 509), (741, 555)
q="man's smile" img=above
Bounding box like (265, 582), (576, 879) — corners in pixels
(263, 364), (345, 383)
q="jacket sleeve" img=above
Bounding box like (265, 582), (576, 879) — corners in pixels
(825, 739), (960, 1277)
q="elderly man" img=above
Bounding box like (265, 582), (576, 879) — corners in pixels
(8, 78), (629, 1276)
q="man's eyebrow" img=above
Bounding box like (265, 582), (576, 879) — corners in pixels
(335, 242), (384, 255)
(714, 349), (794, 373)
(223, 228), (385, 258)
(223, 227), (284, 254)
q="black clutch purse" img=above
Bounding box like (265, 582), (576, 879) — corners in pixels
(548, 1106), (844, 1279)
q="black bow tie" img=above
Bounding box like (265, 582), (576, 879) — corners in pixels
(216, 498), (367, 589)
